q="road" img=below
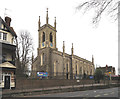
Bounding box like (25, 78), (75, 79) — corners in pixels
(26, 87), (119, 98)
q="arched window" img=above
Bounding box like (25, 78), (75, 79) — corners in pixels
(80, 67), (82, 74)
(66, 63), (68, 79)
(41, 53), (45, 65)
(76, 65), (77, 75)
(90, 69), (92, 75)
(77, 64), (79, 75)
(54, 62), (56, 76)
(66, 64), (68, 73)
(49, 32), (52, 43)
(87, 71), (88, 75)
(42, 32), (45, 42)
(43, 53), (45, 64)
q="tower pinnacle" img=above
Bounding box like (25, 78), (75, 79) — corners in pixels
(46, 8), (49, 24)
(92, 55), (94, 65)
(63, 41), (65, 54)
(38, 16), (40, 31)
(71, 43), (74, 55)
(54, 17), (56, 29)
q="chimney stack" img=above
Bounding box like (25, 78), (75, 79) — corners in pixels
(5, 16), (11, 26)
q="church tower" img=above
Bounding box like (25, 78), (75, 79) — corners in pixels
(38, 8), (57, 54)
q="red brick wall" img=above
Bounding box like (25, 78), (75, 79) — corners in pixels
(16, 77), (95, 89)
(15, 78), (118, 90)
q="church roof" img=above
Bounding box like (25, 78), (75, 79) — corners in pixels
(52, 49), (93, 64)
(0, 62), (16, 69)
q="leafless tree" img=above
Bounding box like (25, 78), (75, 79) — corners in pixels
(76, 0), (119, 25)
(15, 31), (33, 75)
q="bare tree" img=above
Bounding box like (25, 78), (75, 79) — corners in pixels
(76, 0), (119, 25)
(15, 31), (33, 75)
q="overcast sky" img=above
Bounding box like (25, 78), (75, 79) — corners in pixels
(0, 0), (118, 74)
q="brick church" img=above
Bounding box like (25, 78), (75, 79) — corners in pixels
(32, 9), (95, 79)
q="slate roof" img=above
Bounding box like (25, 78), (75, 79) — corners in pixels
(0, 16), (17, 38)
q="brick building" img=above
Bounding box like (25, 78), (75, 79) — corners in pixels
(0, 16), (17, 89)
(97, 65), (115, 76)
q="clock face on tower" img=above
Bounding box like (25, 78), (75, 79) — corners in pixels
(50, 43), (53, 47)
(42, 42), (45, 47)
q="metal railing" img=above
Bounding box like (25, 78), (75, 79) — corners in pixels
(23, 71), (94, 80)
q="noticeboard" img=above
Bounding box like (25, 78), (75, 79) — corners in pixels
(37, 72), (48, 77)
(89, 76), (94, 79)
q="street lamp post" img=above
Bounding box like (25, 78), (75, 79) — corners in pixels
(109, 72), (111, 84)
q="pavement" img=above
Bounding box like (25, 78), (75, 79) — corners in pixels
(27, 87), (119, 98)
(2, 83), (119, 97)
(2, 83), (107, 94)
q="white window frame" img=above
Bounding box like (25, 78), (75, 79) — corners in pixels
(3, 33), (7, 40)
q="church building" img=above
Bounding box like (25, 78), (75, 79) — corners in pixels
(32, 9), (95, 79)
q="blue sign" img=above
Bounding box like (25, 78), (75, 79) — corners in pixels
(37, 72), (48, 77)
(89, 76), (94, 79)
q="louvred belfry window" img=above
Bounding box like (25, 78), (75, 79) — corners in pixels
(42, 32), (45, 42)
(50, 32), (52, 43)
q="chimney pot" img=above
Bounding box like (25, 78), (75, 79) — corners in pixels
(5, 16), (11, 26)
